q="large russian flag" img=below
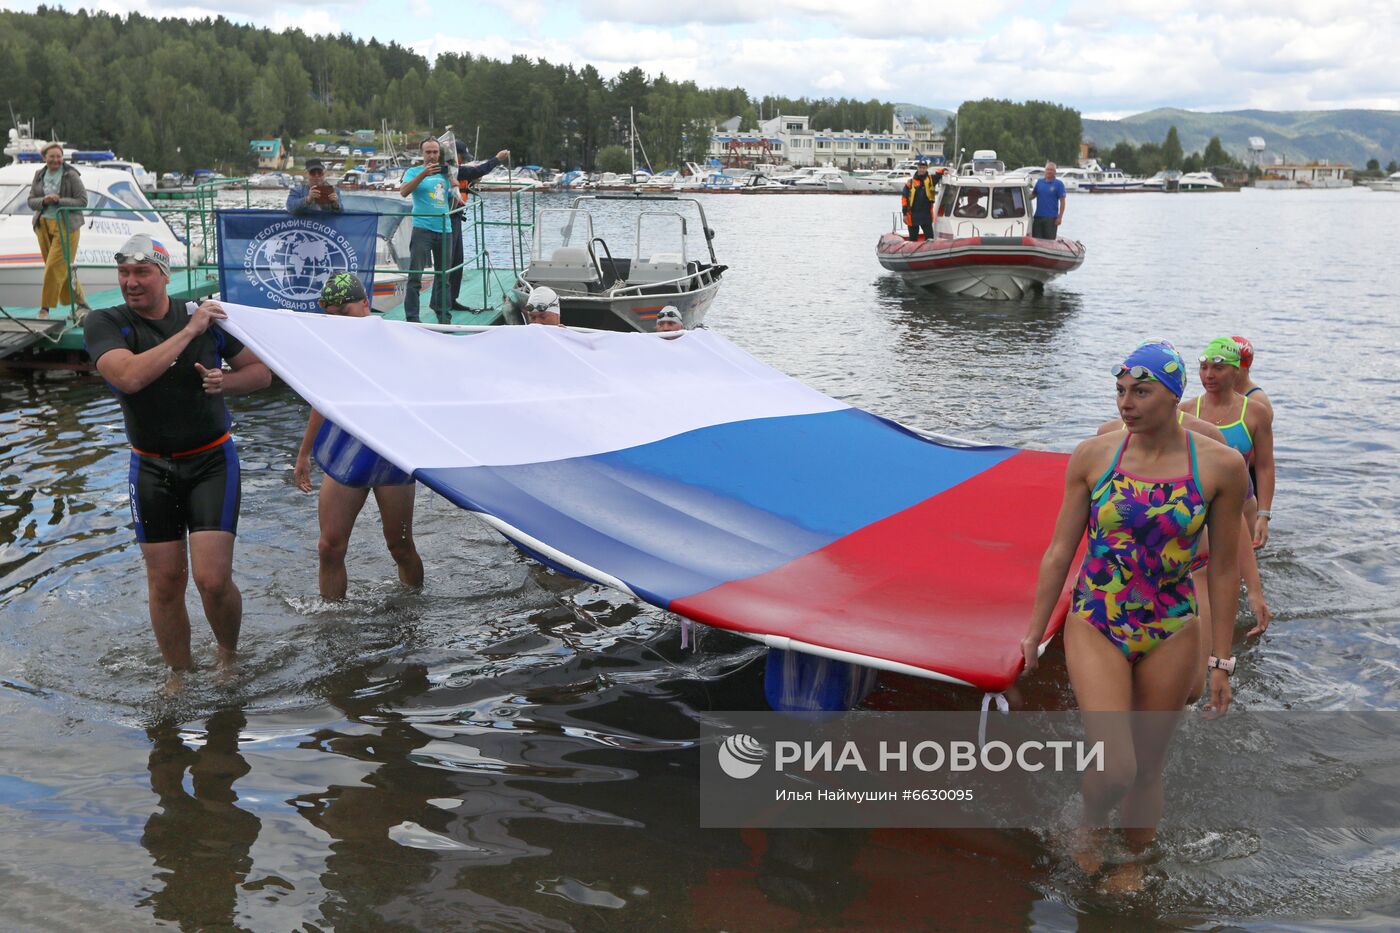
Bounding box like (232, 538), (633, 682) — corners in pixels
(221, 305), (1072, 693)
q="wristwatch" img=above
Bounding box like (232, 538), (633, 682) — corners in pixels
(1208, 656), (1236, 674)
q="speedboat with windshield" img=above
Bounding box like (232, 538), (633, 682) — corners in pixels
(0, 160), (194, 308)
(1366, 171), (1400, 192)
(875, 149), (1085, 299)
(1178, 171), (1224, 190)
(506, 195), (726, 331)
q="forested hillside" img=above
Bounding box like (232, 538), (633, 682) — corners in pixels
(0, 7), (891, 173)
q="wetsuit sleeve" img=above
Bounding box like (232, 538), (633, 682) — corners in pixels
(210, 324), (247, 364)
(83, 309), (132, 365)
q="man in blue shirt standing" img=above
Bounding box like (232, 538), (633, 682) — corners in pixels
(398, 138), (462, 324)
(1031, 162), (1067, 240)
(286, 159), (342, 215)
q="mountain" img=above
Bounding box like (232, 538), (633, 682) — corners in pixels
(1081, 107), (1400, 166)
(895, 103), (956, 128)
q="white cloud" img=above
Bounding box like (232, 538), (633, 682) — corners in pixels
(8, 0), (1399, 112)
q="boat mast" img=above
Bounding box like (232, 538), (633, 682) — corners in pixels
(630, 106), (637, 180)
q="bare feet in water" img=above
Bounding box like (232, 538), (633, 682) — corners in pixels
(1072, 827), (1108, 874)
(216, 645), (239, 683)
(162, 669), (185, 696)
(1100, 860), (1147, 894)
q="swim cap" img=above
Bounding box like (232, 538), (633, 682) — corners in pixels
(319, 271), (367, 308)
(655, 306), (682, 323)
(1200, 336), (1241, 367)
(525, 286), (560, 313)
(115, 233), (171, 276)
(1112, 340), (1187, 398)
(1231, 335), (1254, 369)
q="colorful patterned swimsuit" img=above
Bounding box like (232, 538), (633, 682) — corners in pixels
(1070, 434), (1208, 663)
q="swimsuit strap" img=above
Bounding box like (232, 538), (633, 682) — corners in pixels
(1244, 386), (1263, 397)
(1194, 396), (1202, 418)
(1188, 433), (1201, 492)
(1091, 435), (1130, 496)
(1239, 394), (1252, 443)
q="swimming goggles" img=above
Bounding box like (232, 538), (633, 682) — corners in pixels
(1199, 354), (1233, 363)
(1111, 364), (1157, 380)
(114, 249), (168, 269)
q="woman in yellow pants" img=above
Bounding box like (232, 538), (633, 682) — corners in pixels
(27, 142), (89, 317)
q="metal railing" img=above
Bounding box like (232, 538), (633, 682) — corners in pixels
(52, 180), (536, 319)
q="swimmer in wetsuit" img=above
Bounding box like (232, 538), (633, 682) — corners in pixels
(294, 273), (424, 600)
(1022, 340), (1248, 890)
(85, 234), (272, 677)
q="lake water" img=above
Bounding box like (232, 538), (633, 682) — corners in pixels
(2, 187), (1399, 930)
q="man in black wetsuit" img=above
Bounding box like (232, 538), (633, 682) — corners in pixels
(84, 234), (272, 678)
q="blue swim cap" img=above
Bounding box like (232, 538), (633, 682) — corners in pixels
(1112, 340), (1187, 399)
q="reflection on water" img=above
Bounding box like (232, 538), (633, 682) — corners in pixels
(2, 189), (1400, 929)
(140, 708), (260, 929)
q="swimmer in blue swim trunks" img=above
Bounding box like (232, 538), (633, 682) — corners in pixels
(294, 273), (424, 599)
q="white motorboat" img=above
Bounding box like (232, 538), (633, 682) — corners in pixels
(474, 166), (543, 191)
(1365, 171), (1400, 192)
(97, 159), (158, 193)
(1178, 171), (1224, 191)
(0, 162), (194, 308)
(875, 149), (1085, 300)
(1080, 165), (1145, 192)
(507, 194), (726, 332)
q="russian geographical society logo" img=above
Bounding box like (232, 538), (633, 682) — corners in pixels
(717, 734), (768, 779)
(244, 220), (359, 309)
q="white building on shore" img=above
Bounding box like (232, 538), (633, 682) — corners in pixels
(709, 112), (939, 170)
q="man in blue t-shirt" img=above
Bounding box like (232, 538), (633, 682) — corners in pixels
(1031, 162), (1067, 240)
(398, 137), (463, 323)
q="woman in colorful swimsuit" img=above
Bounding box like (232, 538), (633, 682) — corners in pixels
(294, 273), (424, 599)
(1022, 340), (1247, 888)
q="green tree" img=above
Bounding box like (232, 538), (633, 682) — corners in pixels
(1162, 126), (1184, 169)
(1107, 141), (1139, 176)
(1386, 159), (1397, 174)
(1202, 135), (1231, 168)
(1366, 157), (1381, 173)
(596, 144), (630, 173)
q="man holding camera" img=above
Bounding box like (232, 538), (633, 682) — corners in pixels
(398, 138), (461, 324)
(287, 159), (342, 215)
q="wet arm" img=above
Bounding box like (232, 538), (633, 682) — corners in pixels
(221, 348), (272, 395)
(298, 408), (326, 463)
(1204, 453), (1247, 662)
(95, 332), (199, 394)
(1252, 410), (1275, 515)
(1024, 445), (1092, 647)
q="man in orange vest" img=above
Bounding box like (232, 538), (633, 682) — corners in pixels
(449, 140), (510, 310)
(901, 160), (942, 241)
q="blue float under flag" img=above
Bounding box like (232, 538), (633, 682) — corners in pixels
(216, 210), (378, 312)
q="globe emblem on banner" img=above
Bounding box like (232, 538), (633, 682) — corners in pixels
(244, 223), (358, 307)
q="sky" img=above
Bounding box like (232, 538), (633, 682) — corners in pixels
(8, 0), (1400, 117)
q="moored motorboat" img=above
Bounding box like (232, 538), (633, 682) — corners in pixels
(0, 161), (194, 308)
(506, 194), (726, 332)
(875, 149), (1085, 299)
(1365, 171), (1400, 192)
